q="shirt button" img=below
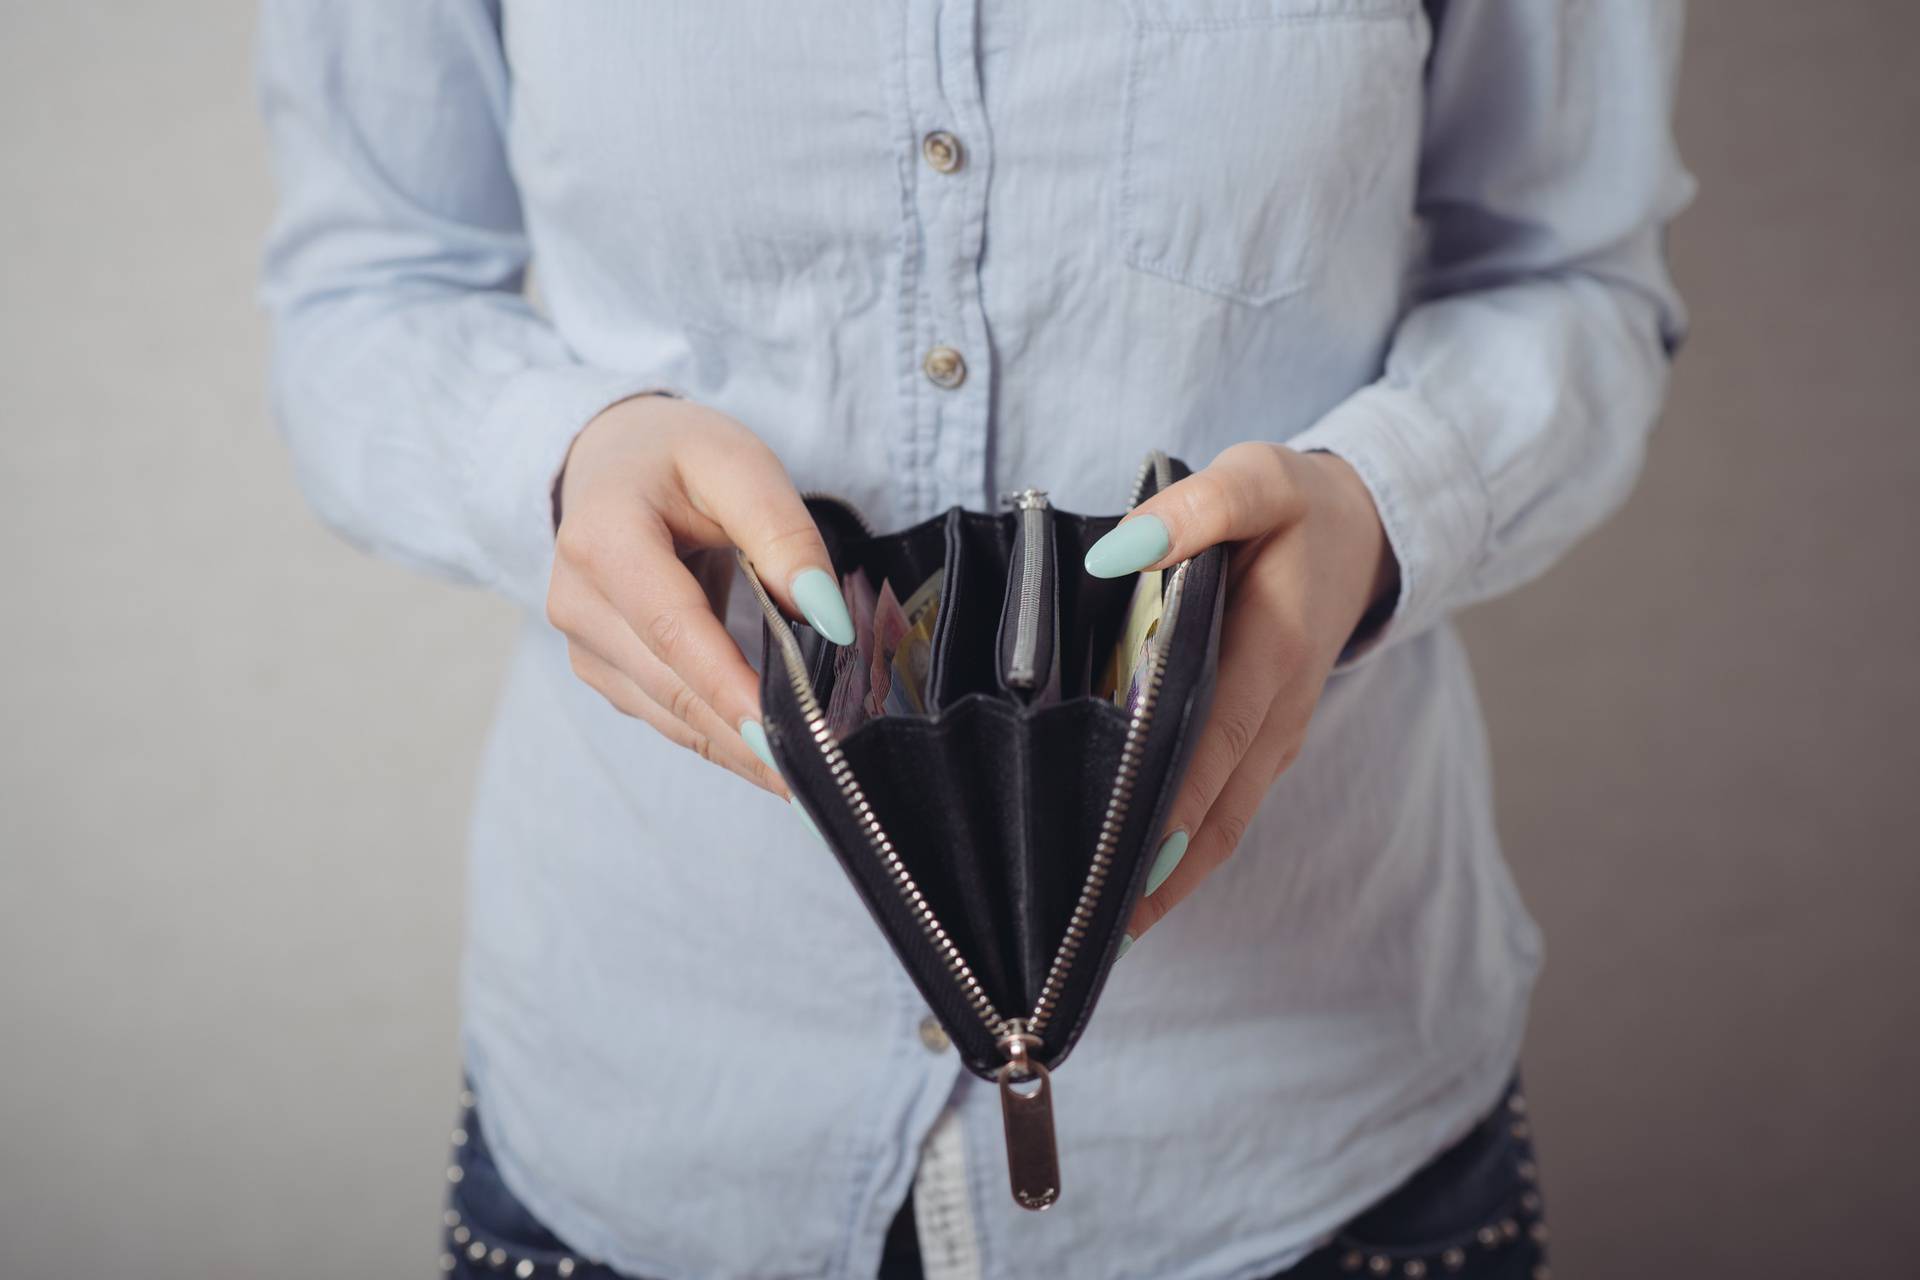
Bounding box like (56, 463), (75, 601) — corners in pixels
(922, 345), (967, 390)
(917, 1015), (951, 1054)
(921, 130), (965, 174)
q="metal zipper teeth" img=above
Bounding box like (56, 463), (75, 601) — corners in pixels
(737, 549), (1004, 1034)
(1005, 489), (1049, 688)
(1025, 559), (1189, 1040)
(1020, 448), (1177, 1037)
(1126, 449), (1172, 509)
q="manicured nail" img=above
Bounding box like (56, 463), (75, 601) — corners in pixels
(739, 718), (778, 773)
(1117, 933), (1135, 959)
(1083, 515), (1170, 578)
(790, 796), (822, 842)
(1144, 829), (1190, 896)
(790, 567), (855, 644)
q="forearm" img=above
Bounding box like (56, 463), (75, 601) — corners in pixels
(268, 285), (653, 610)
(1288, 0), (1691, 661)
(1291, 260), (1678, 656)
(258, 0), (656, 610)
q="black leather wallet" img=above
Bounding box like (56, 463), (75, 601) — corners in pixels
(741, 451), (1228, 1209)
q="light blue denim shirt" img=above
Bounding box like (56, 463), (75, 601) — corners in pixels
(259, 2), (1690, 1276)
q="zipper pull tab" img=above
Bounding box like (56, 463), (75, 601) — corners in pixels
(996, 1028), (1061, 1210)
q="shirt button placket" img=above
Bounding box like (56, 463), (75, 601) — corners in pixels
(918, 131), (969, 396)
(905, 0), (993, 515)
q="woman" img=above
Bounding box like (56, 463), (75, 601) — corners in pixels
(259, 2), (1689, 1276)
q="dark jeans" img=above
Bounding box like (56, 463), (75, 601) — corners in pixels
(441, 1079), (1548, 1280)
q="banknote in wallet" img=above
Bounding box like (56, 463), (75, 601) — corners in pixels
(824, 567), (943, 735)
(1094, 567), (1164, 715)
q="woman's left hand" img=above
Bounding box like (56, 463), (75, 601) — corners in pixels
(1080, 443), (1399, 946)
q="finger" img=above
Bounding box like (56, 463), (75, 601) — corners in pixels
(566, 643), (787, 798)
(577, 508), (772, 740)
(550, 566), (785, 795)
(676, 426), (854, 645)
(1083, 441), (1306, 579)
(1134, 559), (1303, 907)
(1126, 706), (1302, 940)
(565, 643), (699, 744)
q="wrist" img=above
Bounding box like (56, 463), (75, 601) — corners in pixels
(1298, 449), (1400, 630)
(553, 389), (682, 531)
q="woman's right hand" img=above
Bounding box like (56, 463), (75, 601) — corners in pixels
(545, 394), (855, 796)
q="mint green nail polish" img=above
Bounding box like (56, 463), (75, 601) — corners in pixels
(790, 795), (821, 841)
(740, 719), (777, 772)
(1117, 933), (1135, 959)
(1083, 515), (1170, 579)
(791, 567), (855, 645)
(1144, 828), (1190, 896)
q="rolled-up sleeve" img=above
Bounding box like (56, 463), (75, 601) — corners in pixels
(1289, 0), (1695, 663)
(257, 0), (660, 611)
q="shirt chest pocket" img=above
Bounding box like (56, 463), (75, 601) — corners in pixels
(1114, 0), (1428, 305)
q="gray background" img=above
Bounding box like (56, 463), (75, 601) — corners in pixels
(3, 3), (1915, 1277)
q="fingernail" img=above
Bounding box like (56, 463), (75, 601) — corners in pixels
(1083, 515), (1170, 578)
(790, 567), (855, 645)
(790, 795), (822, 842)
(1144, 829), (1190, 896)
(739, 719), (778, 773)
(1117, 933), (1135, 959)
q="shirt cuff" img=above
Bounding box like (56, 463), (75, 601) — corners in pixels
(466, 365), (678, 612)
(1285, 381), (1490, 668)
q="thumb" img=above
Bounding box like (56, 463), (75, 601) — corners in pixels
(1083, 442), (1305, 579)
(678, 426), (855, 645)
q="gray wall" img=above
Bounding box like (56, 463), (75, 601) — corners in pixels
(1, 3), (1914, 1277)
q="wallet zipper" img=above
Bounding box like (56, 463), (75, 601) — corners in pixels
(1129, 447), (1174, 508)
(1026, 559), (1187, 1044)
(1002, 488), (1051, 689)
(747, 453), (1186, 1211)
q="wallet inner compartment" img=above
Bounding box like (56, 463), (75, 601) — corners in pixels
(928, 511), (1012, 709)
(807, 505), (1162, 723)
(836, 697), (1128, 1019)
(807, 512), (952, 706)
(928, 510), (1138, 711)
(1052, 514), (1137, 704)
